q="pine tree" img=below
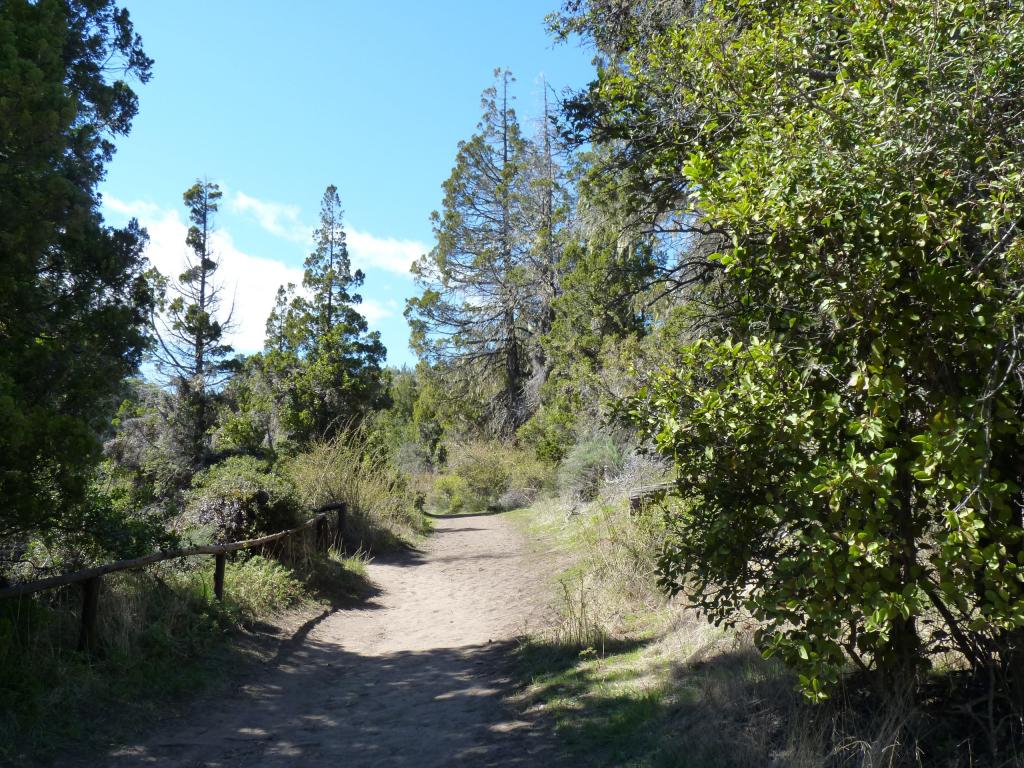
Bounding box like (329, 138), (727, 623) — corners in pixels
(406, 69), (538, 435)
(153, 179), (235, 467)
(260, 185), (387, 445)
(306, 185), (356, 341)
(296, 185), (386, 438)
(522, 80), (573, 409)
(0, 0), (154, 543)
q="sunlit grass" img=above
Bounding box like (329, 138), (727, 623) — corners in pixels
(507, 493), (811, 767)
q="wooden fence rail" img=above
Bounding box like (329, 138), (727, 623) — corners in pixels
(628, 482), (676, 512)
(0, 501), (347, 652)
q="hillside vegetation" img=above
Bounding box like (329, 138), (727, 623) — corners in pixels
(2, 1), (1023, 766)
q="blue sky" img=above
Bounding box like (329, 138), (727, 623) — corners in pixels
(100, 1), (594, 368)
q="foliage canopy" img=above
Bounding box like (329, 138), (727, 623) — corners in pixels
(0, 0), (154, 543)
(572, 0), (1024, 697)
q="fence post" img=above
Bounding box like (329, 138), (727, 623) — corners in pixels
(335, 504), (346, 549)
(316, 515), (328, 552)
(77, 576), (101, 653)
(214, 553), (226, 600)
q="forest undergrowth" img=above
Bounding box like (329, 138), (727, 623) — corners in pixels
(1, 430), (426, 766)
(505, 474), (1021, 768)
(0, 546), (371, 765)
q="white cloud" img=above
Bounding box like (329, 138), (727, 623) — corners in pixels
(104, 195), (401, 356)
(348, 226), (426, 275)
(360, 298), (391, 325)
(105, 195), (304, 354)
(103, 195), (164, 219)
(229, 192), (309, 244)
(230, 191), (427, 276)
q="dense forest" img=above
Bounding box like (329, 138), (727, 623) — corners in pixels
(2, 1), (1024, 766)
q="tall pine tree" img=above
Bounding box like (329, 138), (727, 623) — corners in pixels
(0, 0), (154, 543)
(263, 185), (386, 445)
(153, 180), (235, 467)
(406, 69), (538, 436)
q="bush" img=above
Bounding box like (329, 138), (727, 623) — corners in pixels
(433, 474), (469, 514)
(428, 442), (511, 513)
(430, 442), (557, 514)
(429, 441), (555, 514)
(558, 435), (624, 501)
(509, 449), (555, 495)
(517, 403), (577, 463)
(184, 457), (302, 542)
(450, 441), (513, 504)
(284, 430), (425, 551)
(223, 555), (306, 617)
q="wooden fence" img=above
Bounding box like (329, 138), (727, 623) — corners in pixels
(628, 482), (676, 512)
(0, 502), (347, 652)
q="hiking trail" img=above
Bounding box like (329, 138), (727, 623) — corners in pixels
(81, 511), (565, 767)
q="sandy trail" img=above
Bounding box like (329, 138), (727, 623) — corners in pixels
(86, 512), (565, 767)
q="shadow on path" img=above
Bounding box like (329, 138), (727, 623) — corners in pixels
(70, 506), (569, 768)
(101, 637), (564, 768)
(425, 509), (511, 520)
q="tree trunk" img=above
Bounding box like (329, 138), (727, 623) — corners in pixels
(881, 425), (922, 695)
(504, 307), (523, 434)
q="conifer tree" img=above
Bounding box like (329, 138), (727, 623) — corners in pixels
(522, 80), (574, 407)
(297, 185), (387, 438)
(153, 180), (235, 467)
(406, 69), (538, 435)
(306, 185), (355, 341)
(262, 185), (387, 445)
(0, 0), (153, 542)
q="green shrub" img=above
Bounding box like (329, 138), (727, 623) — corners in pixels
(215, 410), (269, 455)
(429, 442), (556, 514)
(449, 441), (513, 504)
(185, 457), (302, 542)
(518, 403), (577, 463)
(509, 450), (555, 494)
(284, 430), (425, 551)
(223, 555), (306, 617)
(558, 435), (624, 501)
(433, 474), (469, 513)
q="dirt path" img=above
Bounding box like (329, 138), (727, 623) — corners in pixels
(83, 511), (565, 768)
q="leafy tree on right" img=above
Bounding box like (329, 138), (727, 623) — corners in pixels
(563, 0), (1024, 706)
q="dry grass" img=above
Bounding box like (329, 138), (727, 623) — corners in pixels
(507, 491), (987, 768)
(284, 430), (428, 551)
(513, 494), (667, 647)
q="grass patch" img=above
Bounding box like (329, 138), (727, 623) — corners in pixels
(508, 493), (1019, 766)
(285, 432), (429, 551)
(507, 494), (817, 767)
(512, 595), (813, 767)
(514, 635), (666, 762)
